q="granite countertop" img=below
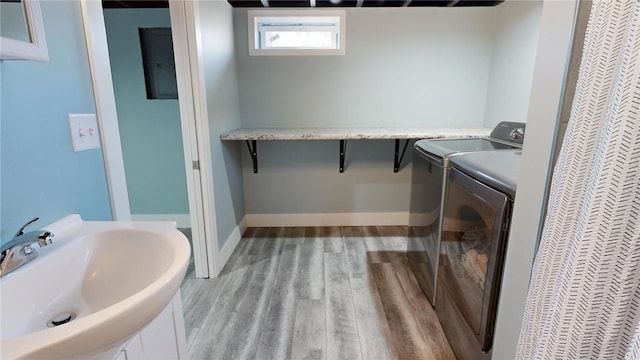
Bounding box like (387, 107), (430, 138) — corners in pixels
(220, 127), (492, 140)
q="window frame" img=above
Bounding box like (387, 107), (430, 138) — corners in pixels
(248, 9), (346, 56)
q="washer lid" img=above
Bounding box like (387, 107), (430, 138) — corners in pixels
(449, 149), (522, 198)
(415, 138), (517, 158)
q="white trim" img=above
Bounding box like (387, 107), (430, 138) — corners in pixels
(246, 212), (409, 227)
(213, 216), (247, 277)
(130, 214), (191, 228)
(169, 0), (211, 279)
(247, 9), (346, 56)
(80, 0), (131, 221)
(187, 0), (220, 278)
(0, 0), (49, 61)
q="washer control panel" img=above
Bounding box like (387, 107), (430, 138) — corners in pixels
(489, 121), (527, 144)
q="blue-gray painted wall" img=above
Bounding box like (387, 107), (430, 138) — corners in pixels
(1, 1), (112, 244)
(103, 8), (189, 216)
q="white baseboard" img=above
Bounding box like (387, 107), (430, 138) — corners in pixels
(245, 212), (409, 227)
(408, 209), (440, 227)
(131, 214), (191, 228)
(213, 215), (247, 277)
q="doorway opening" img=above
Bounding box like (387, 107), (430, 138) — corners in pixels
(81, 0), (215, 278)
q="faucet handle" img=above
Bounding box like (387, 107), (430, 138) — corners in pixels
(36, 231), (54, 247)
(15, 217), (40, 237)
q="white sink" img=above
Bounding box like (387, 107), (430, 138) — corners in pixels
(0, 215), (191, 359)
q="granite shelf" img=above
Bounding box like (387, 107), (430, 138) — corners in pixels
(220, 127), (490, 141)
(219, 127), (492, 173)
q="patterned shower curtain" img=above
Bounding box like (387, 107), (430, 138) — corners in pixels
(516, 0), (640, 359)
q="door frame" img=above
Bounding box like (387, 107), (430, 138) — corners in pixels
(80, 0), (217, 278)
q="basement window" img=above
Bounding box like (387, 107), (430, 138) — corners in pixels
(248, 10), (345, 56)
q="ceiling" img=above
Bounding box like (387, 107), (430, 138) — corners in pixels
(102, 0), (168, 9)
(101, 0), (503, 8)
(228, 0), (504, 7)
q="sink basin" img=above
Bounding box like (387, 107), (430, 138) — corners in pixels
(0, 215), (191, 359)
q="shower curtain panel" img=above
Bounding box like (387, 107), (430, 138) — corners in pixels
(516, 0), (640, 359)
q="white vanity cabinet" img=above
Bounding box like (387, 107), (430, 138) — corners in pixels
(114, 291), (188, 360)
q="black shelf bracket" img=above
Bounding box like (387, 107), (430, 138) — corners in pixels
(394, 139), (410, 173)
(246, 140), (258, 173)
(241, 138), (409, 174)
(339, 140), (347, 173)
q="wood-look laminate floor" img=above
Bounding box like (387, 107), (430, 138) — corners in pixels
(180, 226), (455, 360)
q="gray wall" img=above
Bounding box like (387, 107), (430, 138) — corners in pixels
(492, 0), (579, 357)
(1, 1), (112, 244)
(243, 140), (413, 215)
(483, 0), (542, 128)
(234, 7), (495, 128)
(104, 8), (189, 216)
(233, 6), (541, 218)
(197, 1), (245, 248)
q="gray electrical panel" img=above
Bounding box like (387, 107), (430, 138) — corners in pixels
(139, 27), (178, 100)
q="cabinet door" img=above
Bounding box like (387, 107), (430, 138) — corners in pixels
(113, 350), (127, 360)
(138, 292), (188, 359)
(139, 304), (180, 359)
(121, 334), (145, 360)
(114, 292), (188, 360)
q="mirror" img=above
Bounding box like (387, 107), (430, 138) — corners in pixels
(0, 0), (48, 61)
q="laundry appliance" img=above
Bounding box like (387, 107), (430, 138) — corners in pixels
(408, 122), (525, 306)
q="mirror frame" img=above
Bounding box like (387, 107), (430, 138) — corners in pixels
(0, 0), (48, 61)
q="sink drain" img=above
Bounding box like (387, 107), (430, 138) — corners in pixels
(47, 312), (76, 327)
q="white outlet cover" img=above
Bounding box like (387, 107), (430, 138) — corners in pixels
(68, 114), (101, 152)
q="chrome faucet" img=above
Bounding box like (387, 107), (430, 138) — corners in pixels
(0, 217), (54, 277)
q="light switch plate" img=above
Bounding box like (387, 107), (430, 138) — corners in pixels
(68, 114), (101, 152)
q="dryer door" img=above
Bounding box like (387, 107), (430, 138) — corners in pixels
(438, 167), (510, 351)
